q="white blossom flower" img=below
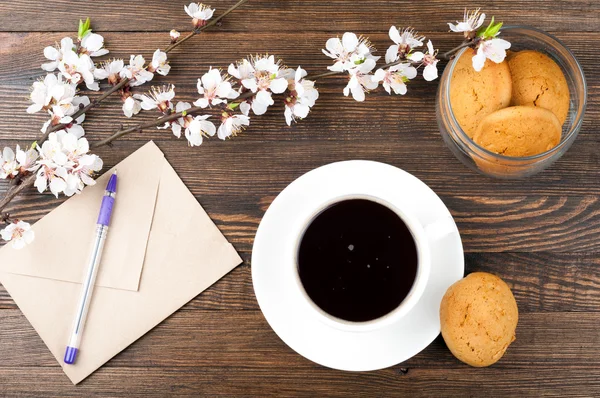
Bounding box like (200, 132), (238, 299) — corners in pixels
(136, 85), (175, 112)
(185, 115), (216, 147)
(228, 58), (255, 81)
(27, 75), (54, 114)
(410, 40), (439, 81)
(27, 74), (74, 114)
(323, 32), (379, 72)
(42, 94), (89, 134)
(121, 55), (154, 86)
(472, 38), (511, 72)
(229, 55), (287, 115)
(94, 59), (124, 84)
(0, 147), (19, 179)
(170, 29), (181, 42)
(15, 145), (39, 172)
(193, 68), (238, 108)
(41, 37), (75, 72)
(385, 27), (424, 63)
(1, 220), (34, 249)
(34, 131), (101, 197)
(122, 96), (142, 118)
(373, 63), (417, 95)
(217, 114), (250, 140)
(58, 50), (99, 91)
(185, 3), (215, 28)
(34, 163), (68, 197)
(63, 154), (103, 196)
(28, 75), (88, 134)
(448, 9), (486, 36)
(149, 49), (171, 76)
(343, 58), (378, 102)
(80, 31), (109, 57)
(282, 67), (319, 126)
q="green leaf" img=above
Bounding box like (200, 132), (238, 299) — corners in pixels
(78, 17), (92, 40)
(227, 102), (241, 110)
(354, 58), (365, 65)
(477, 16), (503, 39)
(488, 21), (503, 37)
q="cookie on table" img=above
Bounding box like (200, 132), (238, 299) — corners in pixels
(473, 106), (561, 157)
(440, 272), (518, 367)
(450, 49), (513, 138)
(508, 50), (570, 125)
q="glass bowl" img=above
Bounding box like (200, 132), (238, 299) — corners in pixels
(436, 26), (587, 179)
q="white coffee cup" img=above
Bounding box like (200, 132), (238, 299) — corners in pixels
(287, 193), (455, 333)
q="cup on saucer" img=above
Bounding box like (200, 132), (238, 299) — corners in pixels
(252, 160), (464, 371)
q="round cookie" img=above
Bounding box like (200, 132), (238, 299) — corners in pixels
(473, 106), (561, 157)
(508, 50), (570, 125)
(440, 272), (518, 367)
(450, 49), (513, 138)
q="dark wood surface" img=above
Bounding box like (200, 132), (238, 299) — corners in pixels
(1, 0), (599, 396)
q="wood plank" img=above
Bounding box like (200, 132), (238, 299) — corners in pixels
(0, 366), (599, 396)
(1, 136), (600, 201)
(0, 311), (599, 396)
(0, 31), (598, 197)
(2, 252), (600, 312)
(1, 30), (597, 84)
(0, 31), (596, 133)
(0, 310), (598, 369)
(2, 169), (600, 250)
(1, 0), (599, 33)
(0, 30), (597, 144)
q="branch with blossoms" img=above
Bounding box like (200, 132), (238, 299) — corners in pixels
(0, 6), (509, 249)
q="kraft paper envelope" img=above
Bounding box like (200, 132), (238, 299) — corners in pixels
(0, 141), (242, 384)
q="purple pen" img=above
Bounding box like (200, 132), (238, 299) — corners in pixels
(64, 171), (118, 365)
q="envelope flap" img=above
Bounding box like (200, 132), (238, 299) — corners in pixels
(0, 141), (164, 291)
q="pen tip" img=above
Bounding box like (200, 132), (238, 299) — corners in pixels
(113, 169), (118, 175)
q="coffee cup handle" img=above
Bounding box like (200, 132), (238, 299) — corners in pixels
(423, 215), (456, 242)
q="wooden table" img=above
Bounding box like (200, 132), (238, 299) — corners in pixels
(1, 0), (599, 395)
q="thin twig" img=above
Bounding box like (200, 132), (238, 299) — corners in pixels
(309, 59), (405, 80)
(439, 40), (476, 60)
(91, 107), (202, 148)
(41, 78), (130, 142)
(165, 0), (249, 53)
(0, 174), (36, 213)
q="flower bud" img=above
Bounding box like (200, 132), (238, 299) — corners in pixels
(170, 29), (181, 43)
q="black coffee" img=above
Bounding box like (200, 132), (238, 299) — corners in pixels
(298, 199), (418, 322)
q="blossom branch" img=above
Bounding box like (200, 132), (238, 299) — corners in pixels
(41, 0), (250, 143)
(1, 7), (511, 249)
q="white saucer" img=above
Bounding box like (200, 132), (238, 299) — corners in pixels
(252, 161), (464, 371)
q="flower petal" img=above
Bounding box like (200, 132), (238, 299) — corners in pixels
(269, 77), (288, 94)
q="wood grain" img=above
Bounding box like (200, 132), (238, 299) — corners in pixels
(0, 310), (599, 370)
(1, 0), (599, 33)
(3, 252), (600, 312)
(0, 311), (599, 396)
(1, 0), (600, 395)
